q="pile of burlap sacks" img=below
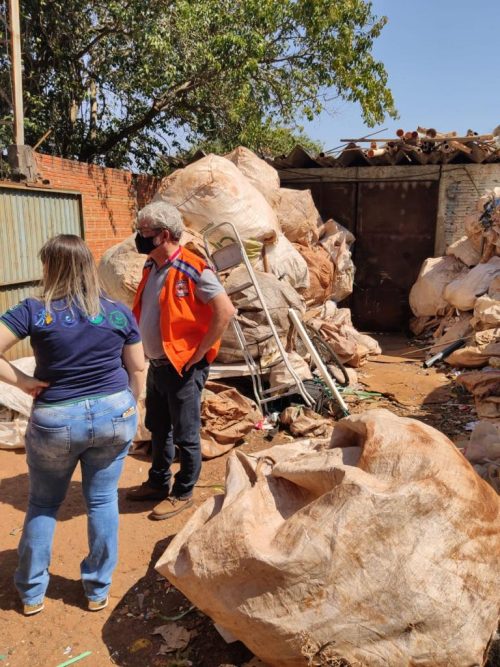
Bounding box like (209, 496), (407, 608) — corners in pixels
(100, 147), (380, 372)
(156, 408), (500, 666)
(0, 149), (380, 456)
(409, 188), (500, 491)
(98, 148), (381, 455)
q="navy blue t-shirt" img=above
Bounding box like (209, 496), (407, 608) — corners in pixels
(0, 296), (141, 403)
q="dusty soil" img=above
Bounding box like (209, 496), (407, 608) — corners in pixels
(0, 335), (495, 667)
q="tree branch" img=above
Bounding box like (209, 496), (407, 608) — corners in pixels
(79, 78), (197, 160)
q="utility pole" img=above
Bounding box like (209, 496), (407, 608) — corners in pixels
(7, 0), (37, 180)
(8, 0), (24, 145)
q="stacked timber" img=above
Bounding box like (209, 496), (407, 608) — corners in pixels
(270, 127), (500, 169)
(341, 127), (500, 166)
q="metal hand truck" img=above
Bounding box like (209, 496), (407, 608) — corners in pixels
(203, 222), (350, 418)
(203, 222), (315, 413)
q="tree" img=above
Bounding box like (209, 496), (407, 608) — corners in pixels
(187, 123), (324, 157)
(0, 0), (396, 170)
(152, 123), (323, 176)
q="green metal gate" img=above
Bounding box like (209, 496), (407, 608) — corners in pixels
(0, 185), (83, 360)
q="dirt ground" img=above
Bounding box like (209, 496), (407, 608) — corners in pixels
(0, 335), (495, 667)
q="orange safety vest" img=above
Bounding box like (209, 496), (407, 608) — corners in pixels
(132, 246), (220, 375)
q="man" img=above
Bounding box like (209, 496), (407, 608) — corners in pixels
(127, 201), (235, 519)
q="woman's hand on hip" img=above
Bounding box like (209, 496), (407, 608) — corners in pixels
(19, 375), (49, 398)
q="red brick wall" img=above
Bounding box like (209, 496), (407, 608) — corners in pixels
(35, 153), (159, 261)
(135, 173), (161, 210)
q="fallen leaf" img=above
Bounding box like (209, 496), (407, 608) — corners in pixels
(128, 638), (152, 653)
(152, 623), (191, 653)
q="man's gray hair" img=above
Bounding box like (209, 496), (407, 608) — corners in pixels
(137, 201), (184, 242)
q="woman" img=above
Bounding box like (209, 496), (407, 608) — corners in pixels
(0, 234), (145, 616)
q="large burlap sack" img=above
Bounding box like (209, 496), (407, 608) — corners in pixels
(200, 381), (260, 459)
(318, 220), (356, 301)
(218, 267), (304, 363)
(443, 256), (500, 311)
(409, 314), (440, 336)
(98, 235), (144, 308)
(269, 352), (312, 392)
(456, 368), (500, 419)
(279, 406), (333, 438)
(294, 244), (334, 306)
(0, 358), (34, 449)
(225, 146), (280, 206)
(465, 420), (500, 464)
(446, 327), (500, 367)
(318, 218), (355, 247)
(409, 256), (468, 317)
(307, 306), (381, 367)
(0, 357), (34, 417)
(98, 231), (209, 307)
(154, 154), (280, 244)
(465, 421), (500, 494)
(256, 234), (310, 290)
(156, 409), (500, 667)
(0, 418), (28, 450)
(430, 313), (473, 355)
(489, 275), (500, 300)
(465, 419), (500, 493)
(446, 235), (481, 266)
(464, 213), (484, 253)
(274, 188), (321, 246)
(321, 234), (355, 302)
(474, 189), (500, 260)
(472, 295), (500, 330)
(463, 189), (500, 261)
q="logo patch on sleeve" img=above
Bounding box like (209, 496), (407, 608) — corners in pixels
(175, 279), (189, 298)
(108, 310), (127, 329)
(61, 311), (78, 328)
(34, 309), (55, 328)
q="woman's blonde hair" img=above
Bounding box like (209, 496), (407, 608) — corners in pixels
(39, 235), (101, 318)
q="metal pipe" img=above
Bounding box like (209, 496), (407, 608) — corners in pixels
(288, 308), (350, 417)
(423, 338), (466, 368)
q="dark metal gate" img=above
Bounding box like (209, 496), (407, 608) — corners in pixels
(280, 175), (439, 331)
(353, 180), (438, 330)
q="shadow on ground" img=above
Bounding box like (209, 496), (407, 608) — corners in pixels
(0, 548), (87, 614)
(0, 471), (168, 519)
(102, 536), (253, 667)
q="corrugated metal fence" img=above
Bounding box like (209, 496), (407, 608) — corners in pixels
(0, 185), (83, 359)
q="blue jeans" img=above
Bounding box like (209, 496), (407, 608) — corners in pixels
(145, 359), (209, 498)
(15, 389), (137, 606)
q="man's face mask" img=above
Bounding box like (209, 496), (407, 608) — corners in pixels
(135, 228), (163, 254)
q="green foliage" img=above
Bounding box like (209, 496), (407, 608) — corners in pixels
(182, 123), (323, 160)
(0, 0), (396, 169)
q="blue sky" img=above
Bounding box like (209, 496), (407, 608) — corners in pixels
(303, 0), (500, 151)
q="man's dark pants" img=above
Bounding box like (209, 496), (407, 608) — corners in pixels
(145, 358), (209, 499)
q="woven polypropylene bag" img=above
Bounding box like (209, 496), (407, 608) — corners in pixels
(157, 409), (500, 667)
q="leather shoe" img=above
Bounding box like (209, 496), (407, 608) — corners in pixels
(150, 496), (193, 520)
(126, 481), (169, 501)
